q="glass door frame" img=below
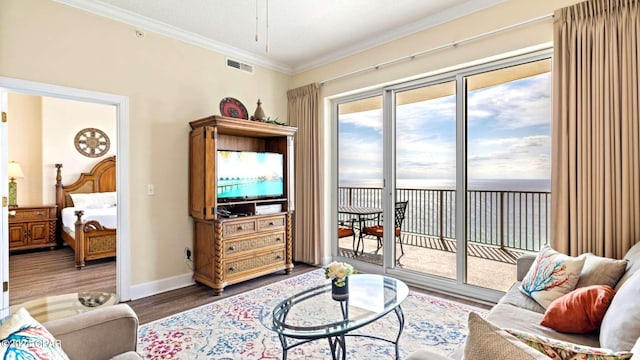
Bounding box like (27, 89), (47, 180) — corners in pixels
(332, 49), (552, 302)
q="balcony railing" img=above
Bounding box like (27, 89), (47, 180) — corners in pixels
(338, 187), (551, 253)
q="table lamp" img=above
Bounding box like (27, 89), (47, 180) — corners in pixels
(8, 161), (24, 208)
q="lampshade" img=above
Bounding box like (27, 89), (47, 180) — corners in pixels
(8, 161), (24, 179)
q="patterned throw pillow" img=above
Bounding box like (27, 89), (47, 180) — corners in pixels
(520, 245), (586, 308)
(505, 329), (633, 360)
(0, 308), (70, 360)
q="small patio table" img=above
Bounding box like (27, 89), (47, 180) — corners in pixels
(338, 206), (383, 255)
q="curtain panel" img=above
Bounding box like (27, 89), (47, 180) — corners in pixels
(552, 0), (640, 258)
(287, 83), (323, 265)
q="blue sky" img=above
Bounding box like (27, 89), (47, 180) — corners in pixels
(338, 72), (551, 186)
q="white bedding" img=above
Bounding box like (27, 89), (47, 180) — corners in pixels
(61, 206), (117, 231)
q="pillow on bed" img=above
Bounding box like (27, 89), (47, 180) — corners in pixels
(70, 192), (116, 209)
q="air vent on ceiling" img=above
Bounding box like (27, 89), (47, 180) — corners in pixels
(226, 58), (254, 74)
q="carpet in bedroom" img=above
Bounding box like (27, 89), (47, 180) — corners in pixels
(138, 269), (486, 359)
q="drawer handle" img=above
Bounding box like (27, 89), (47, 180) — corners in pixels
(228, 246), (236, 251)
(237, 226), (243, 231)
(269, 221), (275, 226)
(229, 266), (236, 271)
(36, 212), (44, 216)
(276, 237), (282, 242)
(275, 255), (282, 260)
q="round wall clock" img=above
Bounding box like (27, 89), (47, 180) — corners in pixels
(74, 128), (110, 158)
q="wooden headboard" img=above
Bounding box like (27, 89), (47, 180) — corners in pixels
(55, 156), (116, 213)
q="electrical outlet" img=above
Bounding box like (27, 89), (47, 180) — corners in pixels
(184, 247), (192, 261)
(147, 184), (155, 195)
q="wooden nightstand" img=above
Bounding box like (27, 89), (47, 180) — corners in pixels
(8, 205), (58, 252)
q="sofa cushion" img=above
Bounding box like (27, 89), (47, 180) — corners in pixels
(506, 328), (633, 359)
(487, 303), (601, 348)
(463, 312), (548, 360)
(0, 307), (70, 360)
(576, 254), (627, 288)
(520, 245), (585, 309)
(499, 282), (546, 314)
(600, 270), (640, 351)
(541, 285), (616, 333)
(615, 242), (640, 291)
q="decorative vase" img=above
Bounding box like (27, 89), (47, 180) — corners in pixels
(253, 99), (266, 121)
(331, 277), (349, 301)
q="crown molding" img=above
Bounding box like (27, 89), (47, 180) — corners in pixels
(291, 0), (509, 74)
(52, 0), (294, 74)
(53, 0), (507, 76)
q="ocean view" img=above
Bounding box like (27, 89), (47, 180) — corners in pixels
(338, 178), (551, 252)
(340, 178), (551, 192)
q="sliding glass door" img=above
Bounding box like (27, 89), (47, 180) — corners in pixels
(465, 58), (552, 291)
(333, 51), (552, 300)
(336, 95), (385, 267)
(394, 80), (457, 279)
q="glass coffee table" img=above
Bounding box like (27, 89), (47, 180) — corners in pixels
(11, 292), (118, 323)
(263, 274), (408, 360)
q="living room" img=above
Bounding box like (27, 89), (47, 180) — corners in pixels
(1, 0), (639, 359)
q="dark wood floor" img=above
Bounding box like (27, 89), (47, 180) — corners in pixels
(10, 248), (490, 325)
(127, 264), (319, 324)
(9, 247), (116, 305)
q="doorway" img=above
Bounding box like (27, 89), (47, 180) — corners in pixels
(0, 76), (130, 309)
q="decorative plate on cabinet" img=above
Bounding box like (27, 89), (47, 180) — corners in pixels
(219, 97), (248, 119)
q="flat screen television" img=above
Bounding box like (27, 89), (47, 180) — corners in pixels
(217, 150), (284, 202)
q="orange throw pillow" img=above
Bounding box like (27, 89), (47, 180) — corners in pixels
(541, 285), (616, 333)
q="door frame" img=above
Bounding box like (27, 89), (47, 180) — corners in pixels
(0, 76), (131, 303)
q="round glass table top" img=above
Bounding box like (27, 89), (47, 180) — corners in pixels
(263, 274), (408, 339)
(11, 292), (118, 323)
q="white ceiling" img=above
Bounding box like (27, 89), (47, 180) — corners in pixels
(55, 0), (507, 74)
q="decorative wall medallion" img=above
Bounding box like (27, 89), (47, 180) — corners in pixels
(74, 128), (110, 158)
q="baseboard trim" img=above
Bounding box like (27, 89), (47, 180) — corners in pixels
(129, 272), (195, 300)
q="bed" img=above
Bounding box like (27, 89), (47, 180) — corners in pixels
(55, 156), (117, 269)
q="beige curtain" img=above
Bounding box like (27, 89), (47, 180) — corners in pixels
(288, 83), (323, 265)
(552, 0), (640, 258)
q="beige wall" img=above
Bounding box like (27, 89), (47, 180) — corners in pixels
(41, 97), (117, 204)
(7, 93), (42, 206)
(0, 0), (291, 287)
(292, 0), (582, 93)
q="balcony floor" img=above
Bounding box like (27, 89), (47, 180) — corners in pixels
(338, 232), (523, 291)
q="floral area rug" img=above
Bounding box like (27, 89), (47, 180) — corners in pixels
(138, 269), (487, 359)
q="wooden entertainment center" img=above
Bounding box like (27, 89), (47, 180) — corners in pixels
(188, 115), (296, 295)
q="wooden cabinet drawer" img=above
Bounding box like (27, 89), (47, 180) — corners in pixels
(224, 232), (285, 256)
(258, 215), (286, 231)
(10, 209), (50, 221)
(224, 249), (285, 277)
(222, 219), (256, 237)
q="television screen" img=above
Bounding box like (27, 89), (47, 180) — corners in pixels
(217, 150), (284, 202)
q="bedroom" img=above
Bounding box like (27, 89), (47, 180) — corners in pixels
(7, 93), (118, 304)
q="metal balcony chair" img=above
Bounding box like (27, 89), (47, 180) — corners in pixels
(362, 201), (408, 255)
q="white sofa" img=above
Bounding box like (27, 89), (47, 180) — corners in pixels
(408, 242), (640, 359)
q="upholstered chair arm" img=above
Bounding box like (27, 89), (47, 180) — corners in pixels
(44, 304), (139, 360)
(516, 253), (537, 281)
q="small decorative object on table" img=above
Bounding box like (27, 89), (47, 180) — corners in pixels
(324, 261), (356, 301)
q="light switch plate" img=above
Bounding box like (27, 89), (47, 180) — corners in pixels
(147, 184), (155, 195)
